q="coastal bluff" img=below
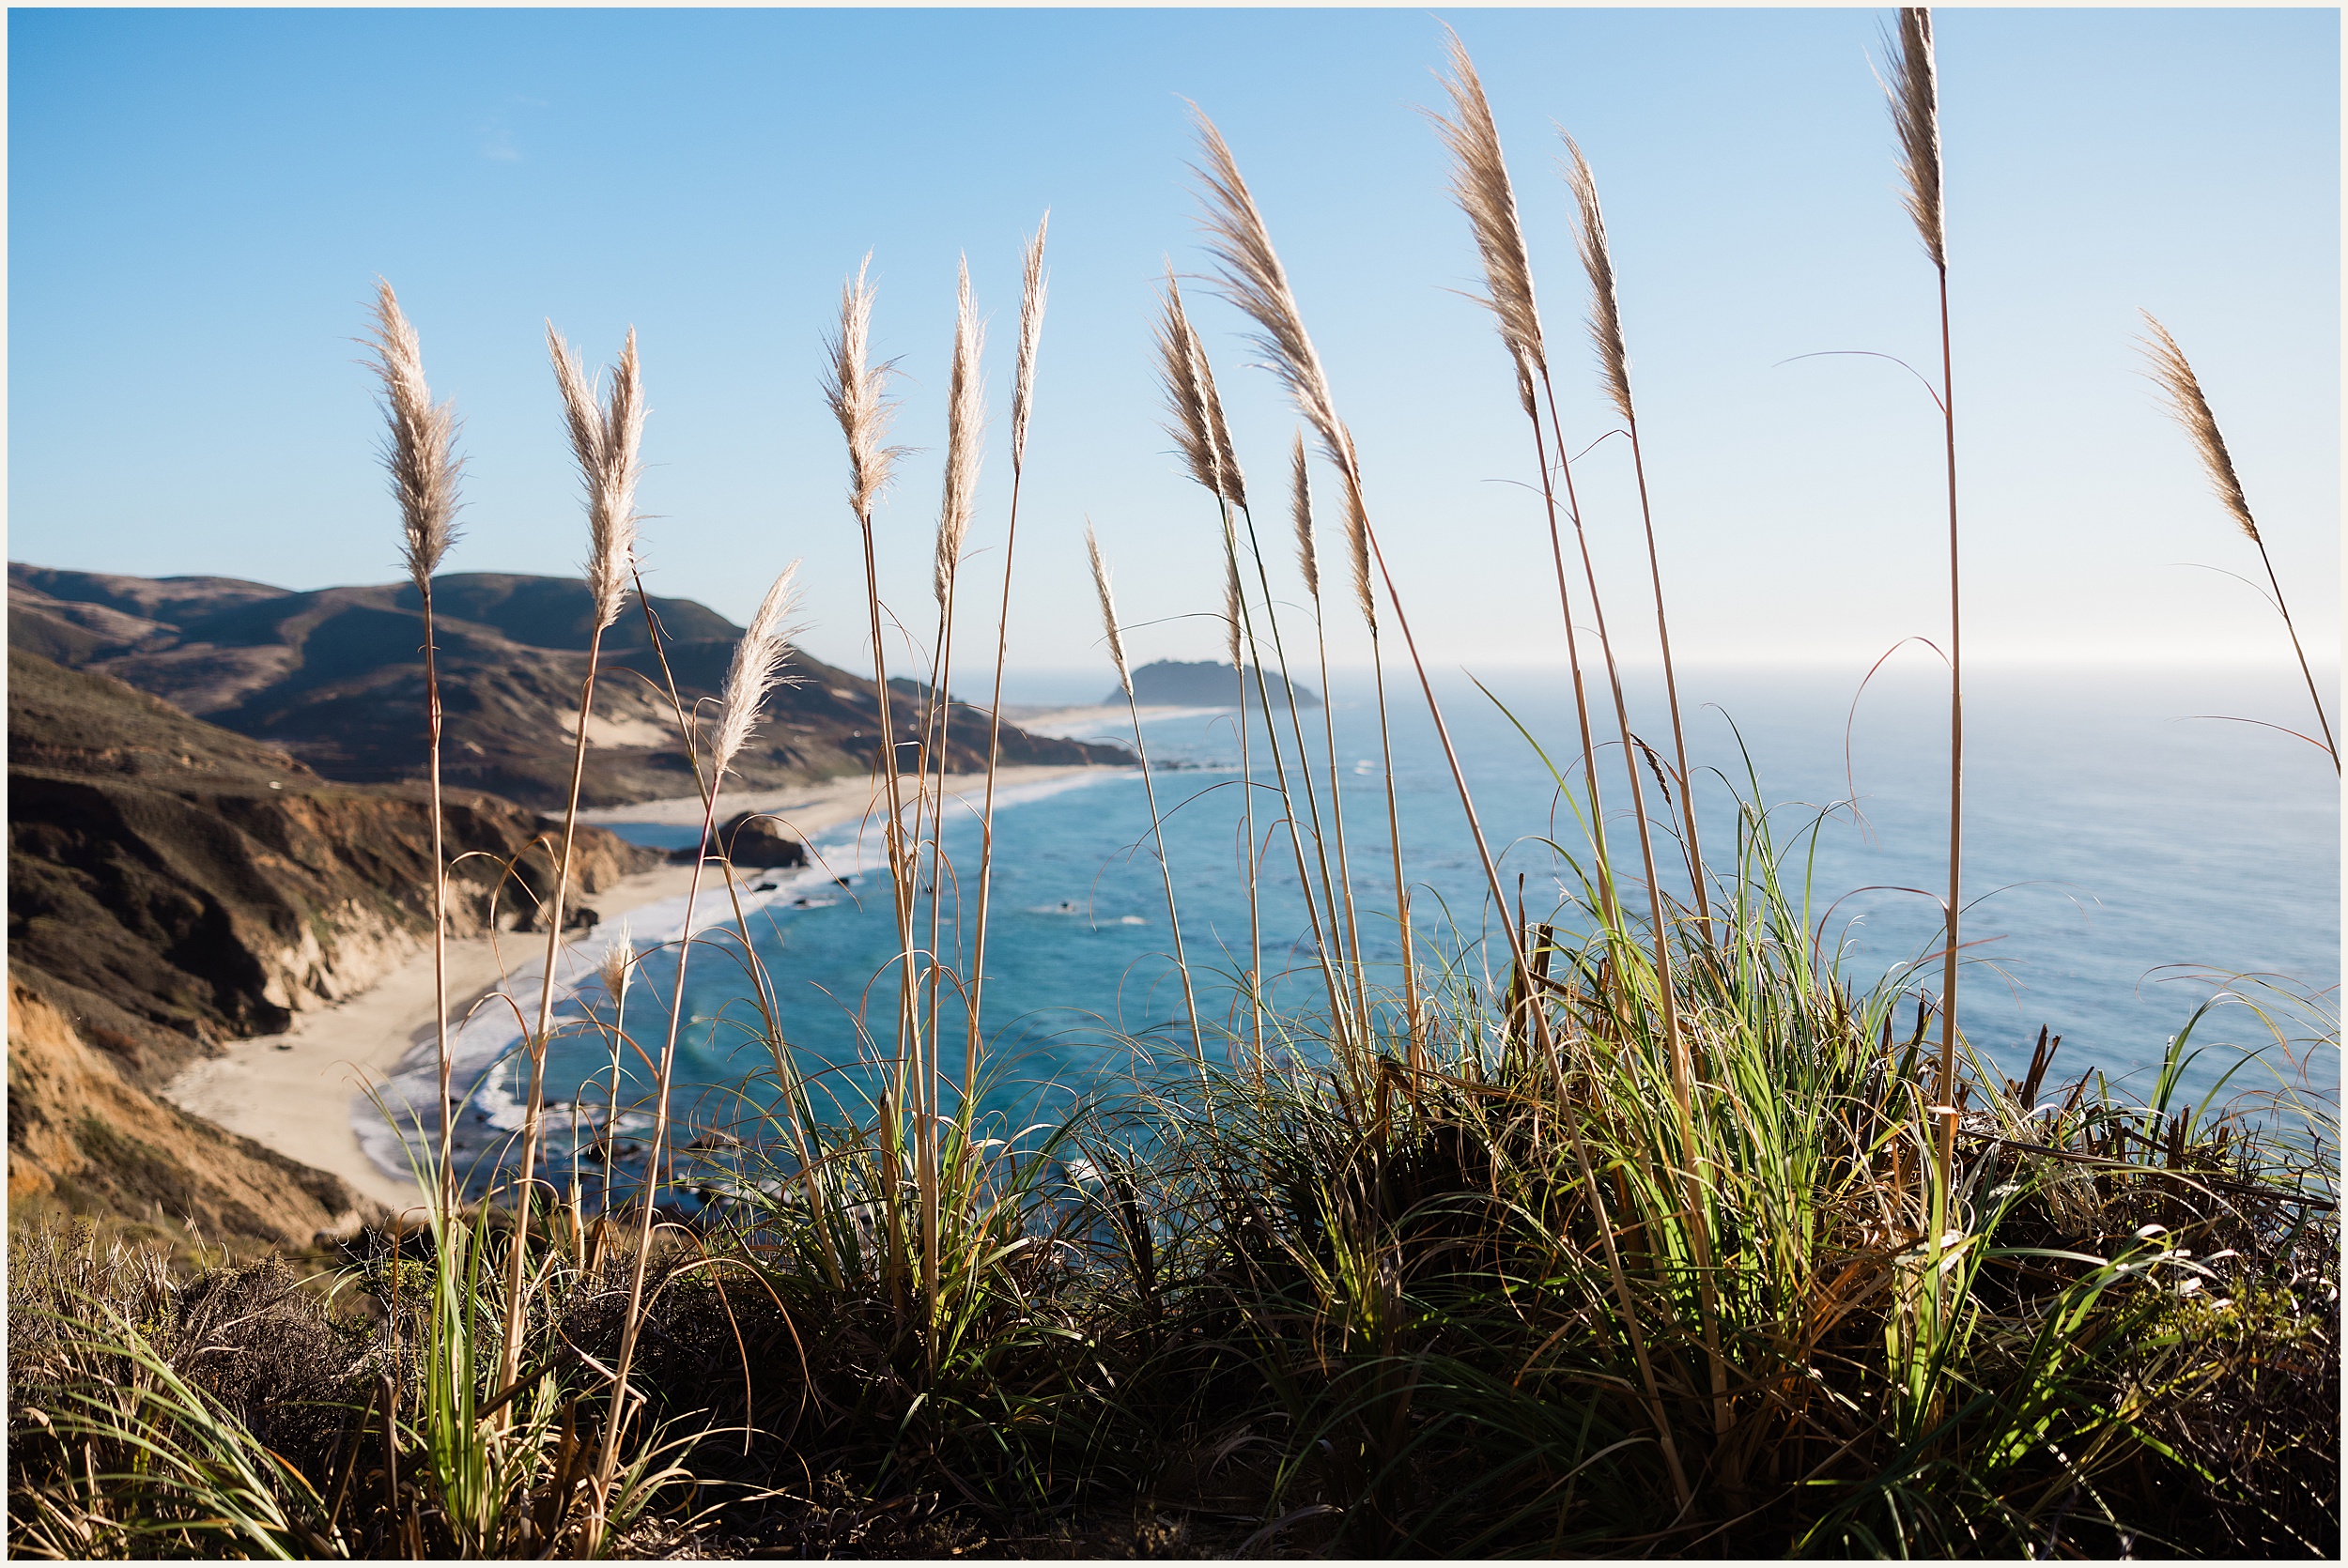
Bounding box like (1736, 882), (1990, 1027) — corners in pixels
(5, 646), (658, 1247)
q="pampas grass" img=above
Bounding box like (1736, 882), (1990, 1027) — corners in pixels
(966, 214), (1051, 1102)
(549, 326), (645, 629)
(502, 323), (649, 1405)
(2139, 311), (2338, 771)
(1882, 6), (1966, 1180)
(586, 565), (799, 1536)
(1558, 135), (1712, 930)
(1089, 523), (1203, 1064)
(364, 280), (464, 1217)
(712, 565), (804, 775)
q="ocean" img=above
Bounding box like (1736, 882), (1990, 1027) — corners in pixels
(359, 661), (2340, 1199)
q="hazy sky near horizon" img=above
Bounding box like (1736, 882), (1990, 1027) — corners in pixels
(8, 8), (2339, 687)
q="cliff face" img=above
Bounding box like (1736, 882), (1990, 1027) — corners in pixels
(8, 649), (659, 1091)
(7, 976), (378, 1251)
(12, 565), (1131, 810)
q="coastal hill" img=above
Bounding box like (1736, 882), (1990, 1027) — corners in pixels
(10, 564), (1131, 811)
(6, 646), (660, 1249)
(1112, 658), (1320, 709)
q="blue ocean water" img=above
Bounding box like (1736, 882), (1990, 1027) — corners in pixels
(378, 661), (2338, 1193)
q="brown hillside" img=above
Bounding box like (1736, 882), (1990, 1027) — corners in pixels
(10, 565), (1131, 809)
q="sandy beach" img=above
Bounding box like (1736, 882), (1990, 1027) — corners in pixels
(164, 762), (1126, 1210)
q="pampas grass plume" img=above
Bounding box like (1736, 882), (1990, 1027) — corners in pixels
(1429, 28), (1545, 393)
(1560, 135), (1634, 426)
(714, 563), (803, 776)
(1189, 109), (1374, 632)
(1290, 433), (1319, 602)
(825, 256), (904, 521)
(548, 324), (644, 629)
(596, 921), (635, 1002)
(1155, 272), (1223, 501)
(367, 281), (464, 591)
(2138, 311), (2257, 543)
(934, 257), (986, 606)
(1883, 7), (1945, 270)
(1086, 523), (1132, 697)
(1012, 213), (1048, 475)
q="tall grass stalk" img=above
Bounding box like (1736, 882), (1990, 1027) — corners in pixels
(1426, 33), (1621, 936)
(583, 564), (799, 1540)
(822, 258), (924, 1301)
(502, 323), (644, 1403)
(2139, 310), (2340, 772)
(1157, 273), (1355, 1053)
(917, 256), (986, 1361)
(1226, 543), (1264, 1067)
(1088, 523), (1206, 1068)
(964, 213), (1050, 1111)
(619, 567), (842, 1288)
(365, 281), (464, 1218)
(1289, 436), (1376, 1069)
(1559, 133), (1711, 931)
(1882, 7), (1965, 1191)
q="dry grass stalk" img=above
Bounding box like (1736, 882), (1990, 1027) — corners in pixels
(825, 259), (919, 1161)
(1428, 26), (1545, 403)
(1559, 133), (1711, 930)
(1158, 280), (1356, 1051)
(505, 321), (650, 1406)
(1087, 524), (1133, 698)
(1088, 523), (1203, 1062)
(1877, 5), (1967, 1319)
(965, 214), (1052, 1104)
(588, 586), (794, 1534)
(2139, 313), (2256, 543)
(2139, 311), (2340, 771)
(364, 280), (463, 1217)
(1884, 7), (1945, 270)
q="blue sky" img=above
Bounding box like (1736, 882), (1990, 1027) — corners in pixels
(8, 8), (2339, 685)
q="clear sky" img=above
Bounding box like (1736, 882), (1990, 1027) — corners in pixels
(8, 8), (2339, 686)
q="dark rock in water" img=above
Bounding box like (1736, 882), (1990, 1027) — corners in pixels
(1111, 658), (1320, 710)
(667, 810), (810, 869)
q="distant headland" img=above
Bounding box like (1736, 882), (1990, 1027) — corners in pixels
(1112, 658), (1320, 709)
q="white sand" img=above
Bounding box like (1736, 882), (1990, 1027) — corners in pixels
(163, 764), (1126, 1207)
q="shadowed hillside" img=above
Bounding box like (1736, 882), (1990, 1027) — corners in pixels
(11, 565), (1130, 809)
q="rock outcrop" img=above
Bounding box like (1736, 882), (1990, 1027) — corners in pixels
(1111, 658), (1321, 710)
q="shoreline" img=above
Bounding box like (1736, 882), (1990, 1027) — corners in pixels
(164, 761), (1130, 1210)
